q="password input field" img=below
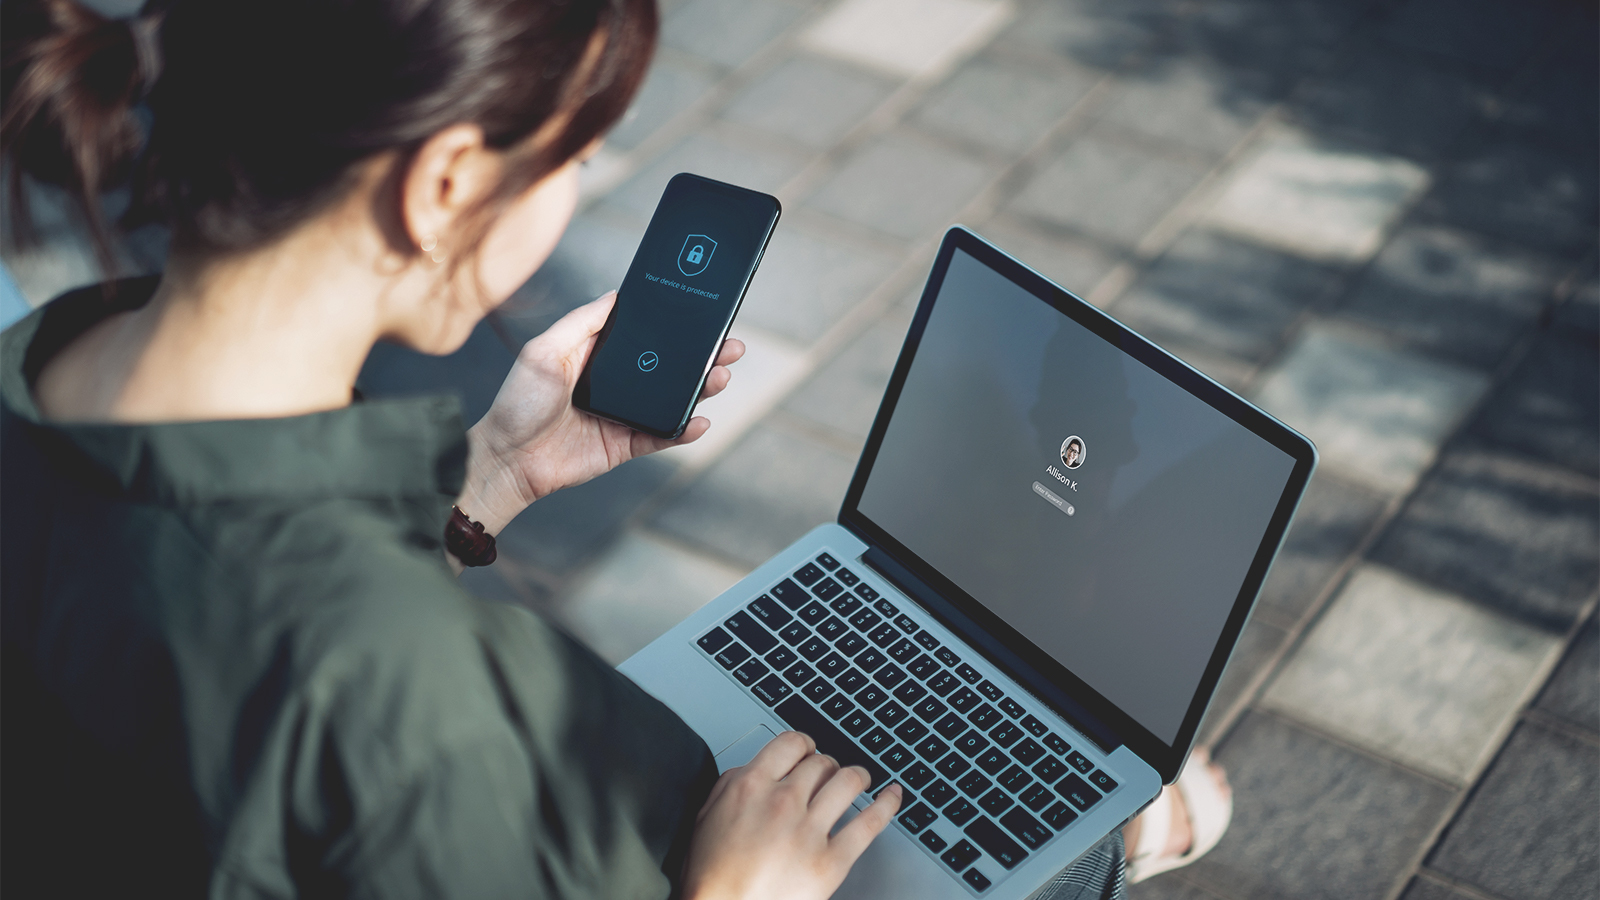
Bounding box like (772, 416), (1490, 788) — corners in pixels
(1031, 481), (1075, 516)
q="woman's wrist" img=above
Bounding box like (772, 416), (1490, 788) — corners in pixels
(456, 423), (536, 536)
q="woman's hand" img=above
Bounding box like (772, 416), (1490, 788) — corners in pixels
(682, 732), (902, 900)
(457, 292), (744, 534)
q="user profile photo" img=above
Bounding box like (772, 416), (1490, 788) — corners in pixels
(1060, 436), (1086, 469)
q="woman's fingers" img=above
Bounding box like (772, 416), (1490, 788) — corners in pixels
(715, 337), (746, 367)
(533, 291), (616, 354)
(699, 365), (732, 400)
(745, 731), (816, 782)
(782, 751), (842, 802)
(828, 784), (902, 864)
(807, 765), (873, 826)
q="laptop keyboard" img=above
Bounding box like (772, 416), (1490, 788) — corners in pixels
(693, 550), (1122, 895)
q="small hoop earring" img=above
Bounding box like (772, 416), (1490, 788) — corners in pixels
(419, 233), (437, 252)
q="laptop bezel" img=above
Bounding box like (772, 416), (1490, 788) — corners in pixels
(837, 226), (1317, 783)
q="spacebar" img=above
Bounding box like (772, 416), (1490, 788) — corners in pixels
(775, 697), (889, 790)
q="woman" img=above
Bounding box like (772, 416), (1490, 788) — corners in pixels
(1, 1), (1222, 896)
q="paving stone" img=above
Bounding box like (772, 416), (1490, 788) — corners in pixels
(1370, 446), (1600, 631)
(781, 313), (907, 441)
(1555, 276), (1599, 341)
(806, 129), (998, 241)
(720, 55), (896, 149)
(997, 0), (1173, 72)
(650, 418), (858, 567)
(1465, 327), (1599, 479)
(660, 0), (810, 69)
(1415, 127), (1600, 257)
(1174, 0), (1373, 87)
(555, 530), (746, 665)
(1128, 875), (1231, 900)
(1428, 720), (1600, 899)
(1196, 616), (1291, 746)
(603, 131), (812, 222)
(1114, 229), (1341, 363)
(1255, 471), (1389, 623)
(607, 56), (720, 151)
(798, 0), (1015, 80)
(1203, 129), (1431, 263)
(914, 57), (1098, 154)
(1098, 59), (1271, 159)
(1252, 325), (1490, 494)
(736, 220), (901, 344)
(1378, 0), (1558, 72)
(1536, 615), (1599, 734)
(967, 217), (1121, 296)
(1397, 877), (1485, 900)
(1188, 711), (1457, 900)
(356, 317), (515, 428)
(1498, 19), (1600, 155)
(493, 456), (677, 577)
(1338, 225), (1559, 369)
(1008, 131), (1211, 248)
(1287, 42), (1497, 159)
(1263, 564), (1564, 784)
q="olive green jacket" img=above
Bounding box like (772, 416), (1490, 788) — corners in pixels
(1, 279), (714, 899)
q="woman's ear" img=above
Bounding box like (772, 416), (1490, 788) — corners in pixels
(400, 123), (500, 255)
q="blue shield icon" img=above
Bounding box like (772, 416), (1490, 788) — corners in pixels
(678, 234), (716, 277)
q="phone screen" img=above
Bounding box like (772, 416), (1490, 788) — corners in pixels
(574, 173), (781, 438)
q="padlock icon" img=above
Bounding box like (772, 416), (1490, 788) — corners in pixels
(687, 244), (704, 264)
(678, 234), (716, 276)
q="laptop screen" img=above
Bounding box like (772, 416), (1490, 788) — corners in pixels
(853, 242), (1301, 746)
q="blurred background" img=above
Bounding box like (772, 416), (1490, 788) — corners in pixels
(4, 1), (1596, 898)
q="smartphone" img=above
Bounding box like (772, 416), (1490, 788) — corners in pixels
(574, 173), (781, 439)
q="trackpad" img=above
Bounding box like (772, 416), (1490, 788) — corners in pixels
(714, 725), (776, 772)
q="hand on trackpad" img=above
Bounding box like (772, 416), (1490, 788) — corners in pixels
(714, 725), (777, 772)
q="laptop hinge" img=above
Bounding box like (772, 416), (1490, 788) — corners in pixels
(860, 545), (1123, 754)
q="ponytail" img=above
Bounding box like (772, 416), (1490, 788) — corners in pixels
(1, 0), (158, 275)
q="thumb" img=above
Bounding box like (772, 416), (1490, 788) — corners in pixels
(533, 291), (617, 355)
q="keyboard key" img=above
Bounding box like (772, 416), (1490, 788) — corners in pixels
(797, 637), (828, 661)
(881, 744), (915, 772)
(868, 622), (900, 647)
(977, 787), (1013, 817)
(816, 552), (840, 570)
(968, 703), (1004, 731)
(888, 638), (919, 662)
(833, 566), (858, 586)
(835, 633), (867, 657)
(1042, 801), (1079, 830)
(773, 696), (885, 790)
(1032, 757), (1068, 784)
(1041, 733), (1071, 756)
(1012, 739), (1045, 766)
(1089, 770), (1118, 793)
(801, 678), (833, 703)
(963, 868), (992, 892)
(1020, 783), (1054, 812)
(797, 600), (830, 626)
(977, 680), (1004, 702)
(920, 829), (948, 853)
(778, 622), (811, 646)
(765, 646), (797, 670)
(816, 652), (847, 678)
(902, 761), (936, 790)
(893, 680), (927, 705)
(999, 807), (1052, 850)
(915, 631), (941, 651)
(898, 802), (937, 833)
(893, 613), (919, 633)
(874, 701), (908, 728)
(836, 668), (868, 694)
(964, 816), (1028, 870)
(914, 697), (949, 722)
(840, 710), (873, 736)
(770, 579), (809, 610)
(873, 598), (900, 618)
(915, 735), (949, 761)
(894, 719), (929, 744)
(862, 727), (893, 754)
(936, 753), (970, 780)
(939, 838), (980, 871)
(923, 779), (957, 808)
(855, 649), (888, 673)
(793, 563), (824, 586)
(906, 654), (939, 680)
(944, 800), (979, 827)
(829, 594), (862, 617)
(714, 644), (751, 669)
(855, 686), (889, 711)
(957, 770), (992, 798)
(949, 688), (981, 713)
(697, 627), (732, 653)
(811, 578), (844, 601)
(821, 694), (854, 720)
(998, 765), (1033, 794)
(927, 672), (960, 696)
(990, 722), (1023, 748)
(1057, 774), (1101, 811)
(752, 675), (792, 706)
(816, 616), (848, 641)
(853, 582), (879, 602)
(975, 747), (1010, 775)
(1020, 715), (1049, 737)
(935, 647), (961, 667)
(934, 712), (969, 740)
(956, 663), (983, 684)
(733, 659), (769, 685)
(873, 663), (907, 689)
(849, 608), (882, 631)
(1065, 750), (1094, 774)
(724, 611), (776, 654)
(998, 698), (1026, 719)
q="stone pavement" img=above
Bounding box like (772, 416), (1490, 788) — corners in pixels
(5, 1), (1596, 898)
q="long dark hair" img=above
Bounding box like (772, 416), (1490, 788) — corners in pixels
(2, 0), (657, 276)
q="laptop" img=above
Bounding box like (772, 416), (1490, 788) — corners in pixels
(620, 226), (1316, 898)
